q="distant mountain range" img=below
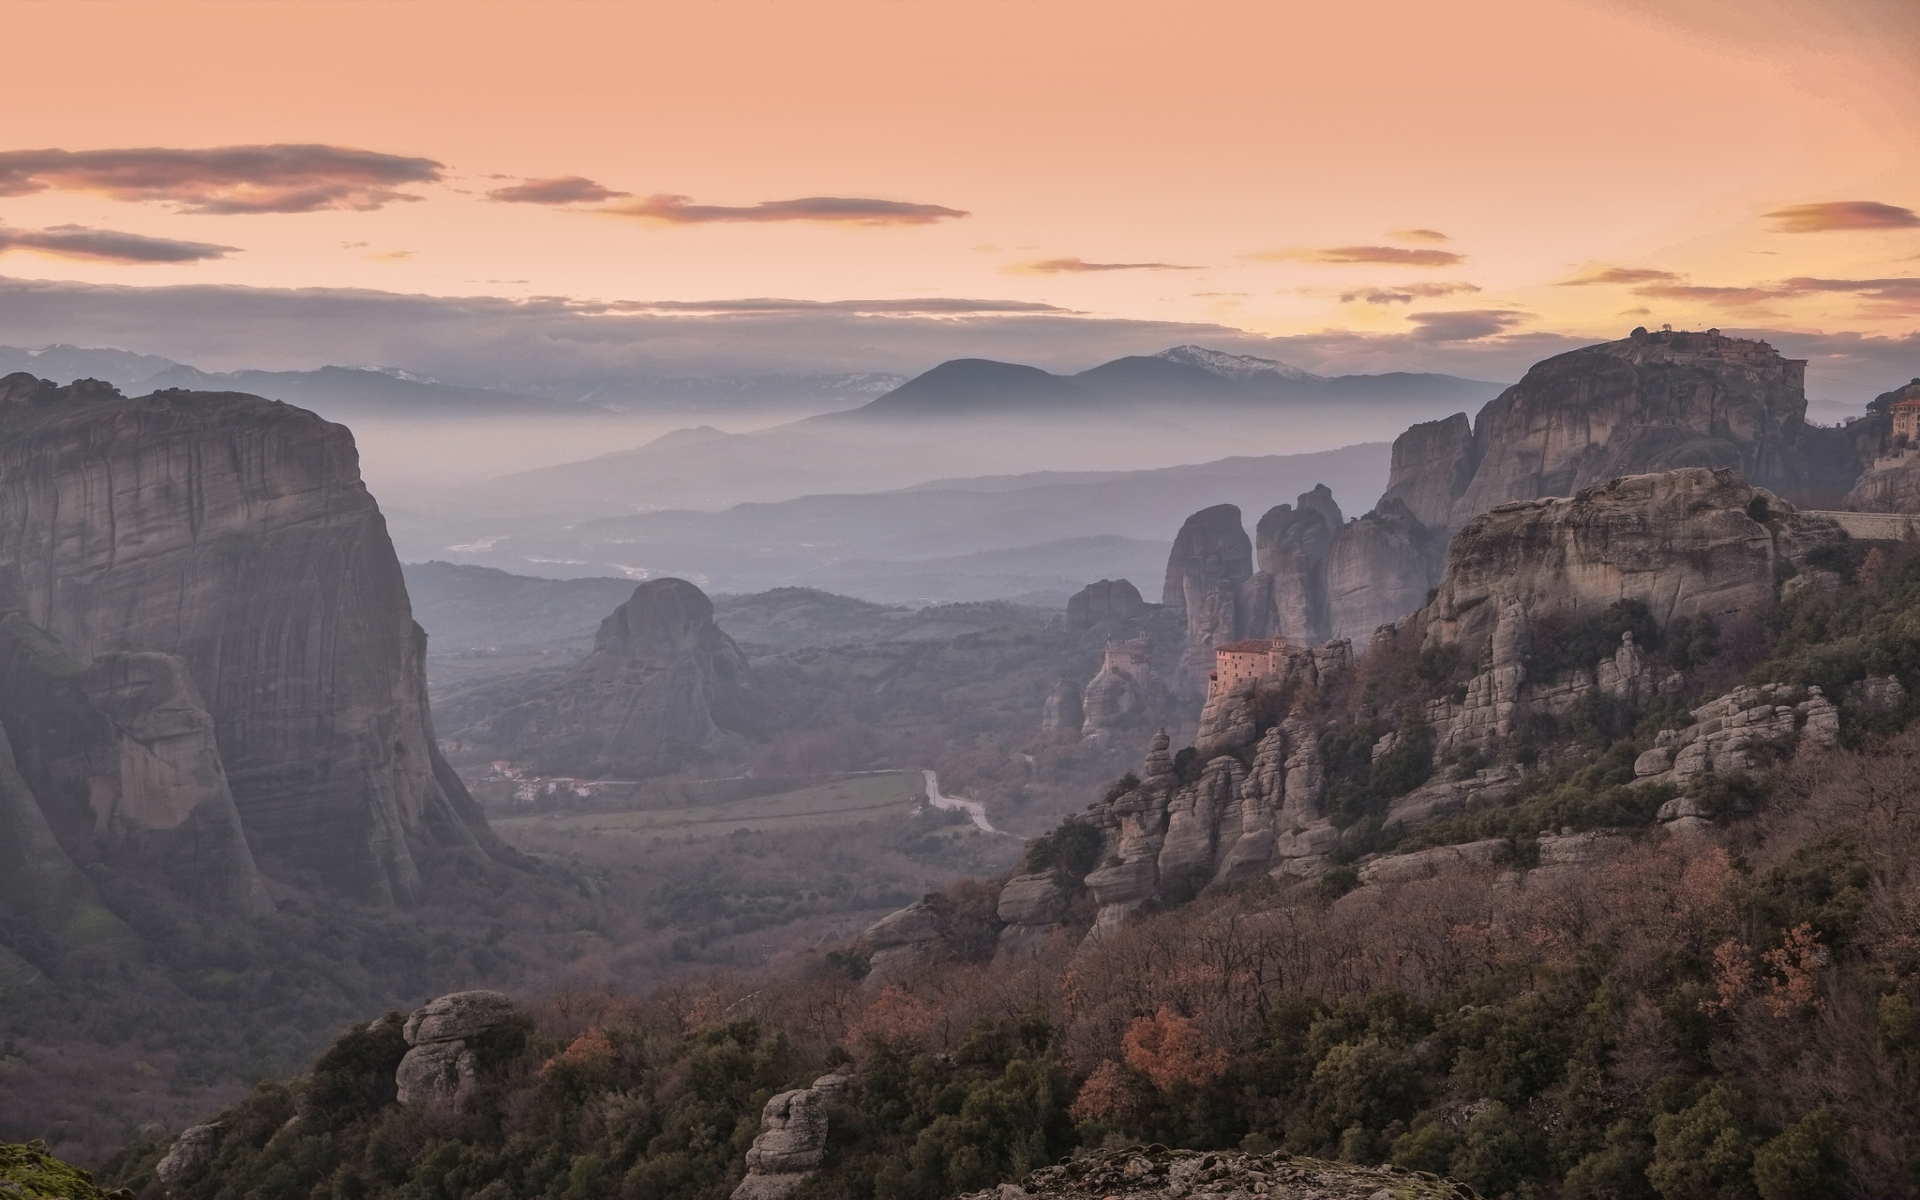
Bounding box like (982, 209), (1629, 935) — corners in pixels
(835, 345), (1501, 420)
(0, 344), (904, 420)
(0, 344), (588, 419)
(407, 442), (1391, 604)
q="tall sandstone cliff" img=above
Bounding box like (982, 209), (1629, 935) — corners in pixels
(0, 374), (502, 908)
(1163, 489), (1444, 684)
(1381, 328), (1816, 531)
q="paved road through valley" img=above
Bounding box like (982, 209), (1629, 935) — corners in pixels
(922, 768), (1001, 833)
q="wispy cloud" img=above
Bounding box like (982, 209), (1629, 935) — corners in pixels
(1389, 228), (1451, 243)
(1005, 257), (1201, 274)
(1339, 281), (1481, 305)
(1776, 276), (1920, 317)
(1248, 245), (1464, 267)
(1764, 200), (1920, 233)
(0, 224), (237, 264)
(603, 194), (969, 226)
(1607, 274), (1920, 317)
(1559, 266), (1684, 286)
(1632, 282), (1780, 305)
(486, 176), (629, 205)
(1405, 309), (1527, 341)
(606, 297), (1067, 315)
(0, 145), (442, 214)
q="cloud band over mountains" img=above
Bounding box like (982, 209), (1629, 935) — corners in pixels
(0, 145), (443, 214)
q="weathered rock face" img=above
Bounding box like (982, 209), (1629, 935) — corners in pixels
(154, 1123), (225, 1185)
(1076, 651), (1354, 932)
(1041, 677), (1084, 732)
(1324, 500), (1446, 646)
(1378, 411), (1476, 528)
(0, 376), (501, 905)
(1080, 666), (1143, 737)
(1246, 488), (1341, 643)
(1066, 578), (1147, 629)
(1174, 488), (1442, 660)
(856, 899), (947, 986)
(492, 578), (756, 777)
(731, 1073), (852, 1200)
(1841, 380), (1920, 512)
(1385, 329), (1814, 532)
(1633, 683), (1839, 795)
(395, 989), (518, 1109)
(1163, 505), (1253, 688)
(1423, 468), (1843, 653)
(995, 869), (1074, 956)
(0, 718), (131, 952)
(81, 652), (274, 917)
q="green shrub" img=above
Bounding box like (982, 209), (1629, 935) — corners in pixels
(1562, 1120), (1655, 1200)
(1529, 601), (1662, 683)
(1647, 1085), (1755, 1200)
(1449, 1102), (1535, 1198)
(1750, 1109), (1843, 1200)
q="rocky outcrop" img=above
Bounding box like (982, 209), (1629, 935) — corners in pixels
(3, 1139), (137, 1199)
(1080, 667), (1144, 738)
(857, 899), (947, 986)
(1041, 678), (1084, 732)
(1633, 683), (1839, 798)
(1077, 644), (1356, 930)
(1379, 412), (1477, 529)
(395, 990), (518, 1109)
(1066, 578), (1147, 629)
(1382, 329), (1814, 533)
(154, 1123), (224, 1185)
(1324, 501), (1446, 646)
(0, 614), (270, 919)
(490, 578), (757, 777)
(995, 870), (1074, 956)
(1246, 487), (1341, 643)
(1841, 379), (1920, 512)
(1423, 468), (1843, 654)
(1171, 489), (1442, 662)
(959, 1146), (1470, 1200)
(0, 376), (502, 906)
(731, 1072), (853, 1200)
(1163, 505), (1253, 688)
(83, 652), (274, 917)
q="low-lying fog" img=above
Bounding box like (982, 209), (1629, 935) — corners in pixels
(364, 392), (1490, 606)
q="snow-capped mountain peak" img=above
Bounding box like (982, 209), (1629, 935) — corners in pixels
(1155, 344), (1324, 383)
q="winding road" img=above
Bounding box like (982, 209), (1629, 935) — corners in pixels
(922, 768), (1002, 834)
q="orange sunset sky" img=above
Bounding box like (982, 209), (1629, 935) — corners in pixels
(1, 0), (1917, 388)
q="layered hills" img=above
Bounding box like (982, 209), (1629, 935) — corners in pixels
(840, 345), (1498, 420)
(421, 443), (1389, 601)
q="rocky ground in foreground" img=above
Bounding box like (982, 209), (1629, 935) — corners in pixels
(964, 1147), (1477, 1200)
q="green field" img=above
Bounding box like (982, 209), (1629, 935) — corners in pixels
(493, 771), (926, 836)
